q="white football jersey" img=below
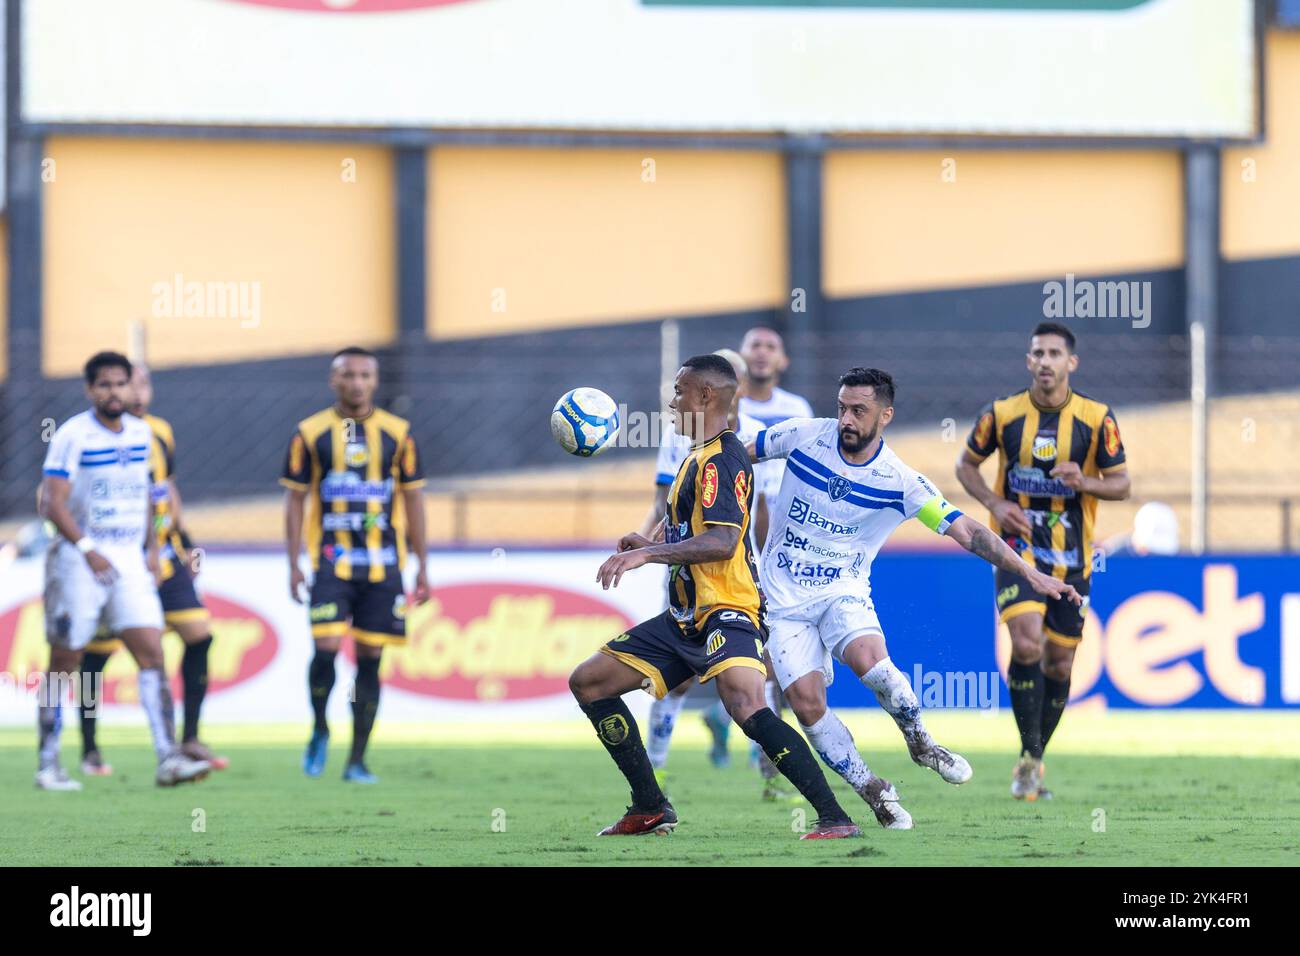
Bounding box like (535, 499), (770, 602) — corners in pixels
(740, 387), (814, 430)
(42, 411), (153, 554)
(654, 412), (780, 502)
(755, 417), (964, 613)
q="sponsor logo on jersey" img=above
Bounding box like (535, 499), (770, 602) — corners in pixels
(392, 593), (407, 620)
(827, 474), (853, 502)
(1032, 435), (1058, 461)
(320, 474), (393, 503)
(734, 470), (749, 513)
(996, 584), (1020, 607)
(310, 601), (339, 621)
(1008, 465), (1075, 499)
(705, 629), (726, 655)
(781, 528), (854, 560)
(701, 462), (719, 508)
(775, 552), (842, 584)
(1103, 415), (1121, 457)
(973, 411), (994, 450)
(787, 497), (859, 536)
(289, 433), (305, 474)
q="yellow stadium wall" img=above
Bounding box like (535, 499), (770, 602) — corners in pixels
(427, 147), (787, 339)
(823, 150), (1184, 297)
(1222, 30), (1300, 260)
(42, 138), (395, 377)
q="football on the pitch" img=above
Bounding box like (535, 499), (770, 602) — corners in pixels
(550, 387), (620, 457)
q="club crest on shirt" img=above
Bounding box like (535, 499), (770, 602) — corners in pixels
(827, 474), (853, 502)
(1032, 435), (1058, 461)
(345, 442), (370, 468)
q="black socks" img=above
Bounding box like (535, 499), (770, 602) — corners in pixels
(79, 651), (110, 756)
(181, 636), (213, 743)
(1040, 673), (1071, 754)
(350, 656), (382, 765)
(308, 649), (337, 735)
(741, 707), (851, 825)
(580, 697), (667, 811)
(1007, 659), (1045, 759)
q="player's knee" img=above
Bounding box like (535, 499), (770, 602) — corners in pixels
(1042, 656), (1073, 682)
(568, 660), (601, 703)
(1009, 635), (1043, 664)
(783, 685), (825, 726)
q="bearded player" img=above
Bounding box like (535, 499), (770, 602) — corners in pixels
(748, 367), (1080, 827)
(956, 323), (1128, 800)
(77, 363), (227, 775)
(570, 354), (862, 839)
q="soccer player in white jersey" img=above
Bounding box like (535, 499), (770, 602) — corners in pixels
(738, 327), (814, 431)
(748, 367), (1081, 828)
(36, 351), (211, 790)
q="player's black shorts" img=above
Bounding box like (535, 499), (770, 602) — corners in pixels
(995, 565), (1091, 646)
(309, 567), (407, 647)
(158, 565), (208, 627)
(600, 608), (767, 699)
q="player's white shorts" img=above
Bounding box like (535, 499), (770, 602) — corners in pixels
(43, 543), (163, 651)
(766, 592), (884, 691)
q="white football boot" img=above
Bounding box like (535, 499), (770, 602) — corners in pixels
(35, 766), (83, 791)
(859, 776), (913, 830)
(910, 742), (974, 785)
(156, 752), (212, 787)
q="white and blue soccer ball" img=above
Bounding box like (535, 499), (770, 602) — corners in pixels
(550, 387), (620, 457)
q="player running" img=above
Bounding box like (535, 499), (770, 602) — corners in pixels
(955, 322), (1128, 801)
(36, 352), (211, 790)
(748, 367), (1080, 828)
(77, 363), (228, 776)
(570, 354), (862, 839)
(281, 347), (430, 783)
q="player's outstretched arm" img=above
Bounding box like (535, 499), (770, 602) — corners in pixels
(944, 514), (1081, 606)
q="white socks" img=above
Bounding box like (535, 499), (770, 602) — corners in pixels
(137, 668), (177, 762)
(764, 679), (780, 714)
(862, 657), (933, 753)
(800, 711), (875, 792)
(646, 691), (688, 769)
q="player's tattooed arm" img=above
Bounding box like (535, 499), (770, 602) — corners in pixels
(945, 515), (1082, 606)
(597, 525), (740, 589)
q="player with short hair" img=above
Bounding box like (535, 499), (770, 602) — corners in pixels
(37, 351), (211, 790)
(77, 363), (227, 776)
(749, 367), (1081, 828)
(955, 323), (1129, 800)
(282, 347), (430, 783)
(640, 349), (797, 801)
(570, 354), (862, 839)
(738, 326), (815, 430)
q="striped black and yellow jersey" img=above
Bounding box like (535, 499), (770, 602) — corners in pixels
(280, 406), (426, 583)
(966, 389), (1126, 577)
(664, 429), (763, 635)
(144, 414), (185, 582)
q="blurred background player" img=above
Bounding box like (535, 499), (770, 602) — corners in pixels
(37, 352), (211, 789)
(956, 323), (1129, 800)
(639, 349), (796, 801)
(738, 327), (814, 430)
(570, 355), (861, 839)
(282, 347), (431, 784)
(1101, 501), (1180, 557)
(750, 367), (1078, 827)
(77, 363), (228, 776)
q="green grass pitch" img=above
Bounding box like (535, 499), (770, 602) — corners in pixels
(2, 710), (1297, 866)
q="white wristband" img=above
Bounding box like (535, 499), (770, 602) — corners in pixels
(75, 537), (95, 554)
